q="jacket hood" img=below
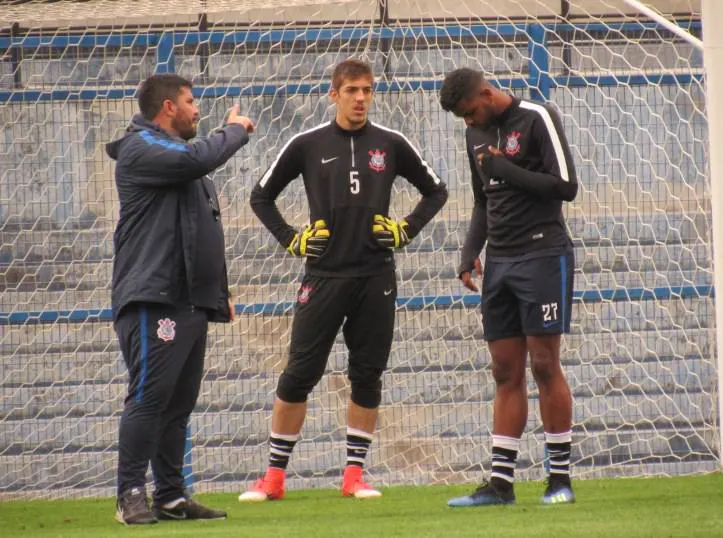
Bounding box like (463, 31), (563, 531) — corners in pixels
(105, 114), (173, 161)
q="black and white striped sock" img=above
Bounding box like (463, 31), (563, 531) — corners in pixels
(545, 431), (572, 482)
(346, 427), (373, 468)
(268, 432), (298, 470)
(490, 435), (520, 488)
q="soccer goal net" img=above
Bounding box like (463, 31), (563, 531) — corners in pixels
(0, 0), (718, 498)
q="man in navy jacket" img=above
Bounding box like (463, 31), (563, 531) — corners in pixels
(106, 73), (254, 525)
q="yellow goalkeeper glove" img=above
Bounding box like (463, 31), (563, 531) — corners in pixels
(287, 219), (331, 258)
(372, 214), (410, 249)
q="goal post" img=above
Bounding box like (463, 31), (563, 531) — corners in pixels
(0, 0), (719, 498)
(701, 0), (723, 471)
(623, 0), (703, 50)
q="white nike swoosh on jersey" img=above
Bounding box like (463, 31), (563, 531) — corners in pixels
(384, 289), (393, 296)
(321, 157), (339, 164)
(473, 144), (486, 150)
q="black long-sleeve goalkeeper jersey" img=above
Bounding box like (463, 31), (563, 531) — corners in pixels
(250, 120), (448, 277)
(459, 98), (578, 274)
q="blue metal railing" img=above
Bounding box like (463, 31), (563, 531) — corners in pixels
(0, 286), (714, 325)
(0, 21), (703, 103)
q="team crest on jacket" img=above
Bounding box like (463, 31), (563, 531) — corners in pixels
(157, 318), (176, 342)
(298, 285), (314, 304)
(368, 149), (386, 172)
(505, 131), (522, 156)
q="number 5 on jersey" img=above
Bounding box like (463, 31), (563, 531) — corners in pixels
(350, 170), (359, 194)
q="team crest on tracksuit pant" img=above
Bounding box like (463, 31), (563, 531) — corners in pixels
(157, 318), (176, 342)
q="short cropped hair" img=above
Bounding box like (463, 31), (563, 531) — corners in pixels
(439, 68), (486, 112)
(332, 59), (374, 90)
(138, 74), (193, 120)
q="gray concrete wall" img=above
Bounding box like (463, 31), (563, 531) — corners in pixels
(1, 1), (701, 28)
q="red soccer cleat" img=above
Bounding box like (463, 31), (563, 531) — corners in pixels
(238, 467), (285, 502)
(341, 465), (382, 499)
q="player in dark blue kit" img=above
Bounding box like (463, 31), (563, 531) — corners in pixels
(439, 68), (578, 506)
(240, 59), (448, 502)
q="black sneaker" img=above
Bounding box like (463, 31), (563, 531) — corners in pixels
(116, 488), (158, 525)
(153, 497), (227, 521)
(447, 480), (516, 507)
(541, 476), (576, 505)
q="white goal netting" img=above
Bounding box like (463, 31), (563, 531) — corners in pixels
(0, 0), (719, 498)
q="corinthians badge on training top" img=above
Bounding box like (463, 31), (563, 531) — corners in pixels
(505, 131), (522, 156)
(368, 149), (386, 172)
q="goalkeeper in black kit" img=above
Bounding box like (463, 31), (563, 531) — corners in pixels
(240, 58), (447, 502)
(440, 68), (578, 507)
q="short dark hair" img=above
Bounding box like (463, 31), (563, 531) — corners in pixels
(138, 74), (192, 120)
(439, 68), (486, 112)
(332, 59), (374, 90)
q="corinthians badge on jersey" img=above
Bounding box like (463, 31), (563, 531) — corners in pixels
(505, 131), (522, 156)
(368, 149), (386, 172)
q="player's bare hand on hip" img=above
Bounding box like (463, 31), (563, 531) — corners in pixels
(228, 104), (255, 133)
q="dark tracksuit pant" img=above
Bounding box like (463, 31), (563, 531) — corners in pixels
(114, 303), (208, 504)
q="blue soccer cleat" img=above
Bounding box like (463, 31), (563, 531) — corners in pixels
(541, 477), (576, 505)
(447, 481), (515, 507)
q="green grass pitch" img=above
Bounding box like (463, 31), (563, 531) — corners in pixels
(1, 474), (721, 537)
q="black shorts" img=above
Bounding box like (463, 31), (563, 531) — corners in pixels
(481, 249), (574, 341)
(287, 271), (398, 378)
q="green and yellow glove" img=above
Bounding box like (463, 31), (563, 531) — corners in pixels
(287, 219), (331, 258)
(372, 214), (410, 249)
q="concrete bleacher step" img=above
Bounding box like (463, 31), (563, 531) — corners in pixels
(248, 241), (709, 276)
(0, 394), (715, 455)
(0, 362), (714, 422)
(1, 326), (716, 389)
(0, 351), (125, 387)
(1, 261), (111, 292)
(184, 427), (719, 476)
(1, 289), (111, 314)
(564, 212), (711, 245)
(4, 460), (718, 497)
(1, 295), (714, 358)
(2, 266), (714, 313)
(0, 228), (114, 264)
(1, 241), (713, 292)
(0, 211), (711, 261)
(1, 336), (715, 401)
(0, 321), (120, 356)
(0, 327), (714, 397)
(1, 425), (716, 491)
(397, 243), (712, 276)
(576, 268), (712, 290)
